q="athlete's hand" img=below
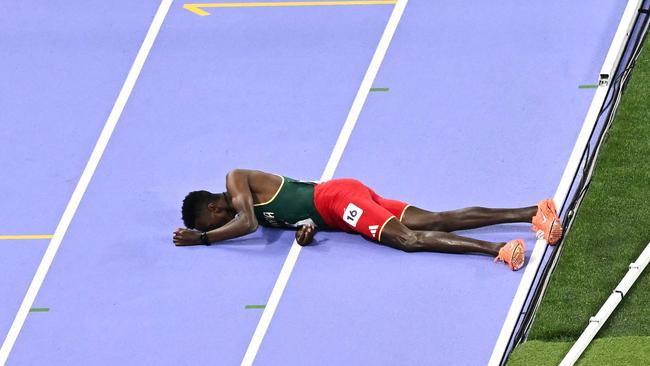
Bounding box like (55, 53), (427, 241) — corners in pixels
(295, 225), (315, 246)
(173, 228), (201, 246)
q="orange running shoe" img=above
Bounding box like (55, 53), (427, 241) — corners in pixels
(532, 199), (563, 245)
(494, 239), (526, 271)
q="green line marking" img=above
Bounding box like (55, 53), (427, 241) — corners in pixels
(370, 87), (389, 92)
(579, 84), (599, 89)
(245, 305), (266, 309)
(29, 308), (49, 312)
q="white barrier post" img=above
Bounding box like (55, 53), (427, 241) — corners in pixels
(559, 242), (650, 366)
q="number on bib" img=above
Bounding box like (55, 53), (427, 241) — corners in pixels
(343, 203), (363, 227)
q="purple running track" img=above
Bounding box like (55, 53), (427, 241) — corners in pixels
(3, 3), (393, 365)
(1, 1), (626, 365)
(0, 0), (160, 349)
(254, 1), (626, 365)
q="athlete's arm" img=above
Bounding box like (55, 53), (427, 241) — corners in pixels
(174, 170), (259, 246)
(295, 224), (315, 246)
(204, 170), (259, 243)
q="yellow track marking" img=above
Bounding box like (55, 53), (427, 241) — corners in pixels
(0, 235), (53, 240)
(184, 1), (397, 16)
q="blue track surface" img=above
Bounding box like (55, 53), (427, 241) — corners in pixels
(0, 0), (160, 358)
(256, 3), (626, 364)
(0, 0), (160, 234)
(0, 241), (48, 342)
(0, 1), (627, 364)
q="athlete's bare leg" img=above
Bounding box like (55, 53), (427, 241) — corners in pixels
(401, 205), (537, 232)
(380, 217), (504, 256)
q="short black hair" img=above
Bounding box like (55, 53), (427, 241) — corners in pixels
(182, 190), (221, 229)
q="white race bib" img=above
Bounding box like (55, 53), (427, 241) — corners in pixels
(343, 203), (363, 227)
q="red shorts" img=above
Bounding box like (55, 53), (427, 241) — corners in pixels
(313, 179), (410, 241)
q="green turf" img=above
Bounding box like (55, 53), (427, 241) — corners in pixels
(507, 37), (650, 364)
(508, 336), (650, 366)
(528, 40), (650, 341)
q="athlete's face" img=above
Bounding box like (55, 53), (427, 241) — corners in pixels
(194, 202), (233, 232)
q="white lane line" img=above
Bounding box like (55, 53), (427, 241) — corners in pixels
(240, 1), (408, 365)
(0, 1), (173, 364)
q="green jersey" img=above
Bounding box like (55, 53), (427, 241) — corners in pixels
(253, 176), (327, 229)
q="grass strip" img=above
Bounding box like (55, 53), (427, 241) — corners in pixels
(245, 305), (266, 309)
(508, 336), (650, 366)
(528, 42), (650, 341)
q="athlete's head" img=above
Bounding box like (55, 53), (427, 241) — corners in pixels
(182, 190), (234, 232)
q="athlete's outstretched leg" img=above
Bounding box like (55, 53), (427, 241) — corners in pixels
(401, 205), (537, 232)
(380, 217), (504, 256)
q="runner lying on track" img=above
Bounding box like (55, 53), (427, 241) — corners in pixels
(173, 169), (562, 271)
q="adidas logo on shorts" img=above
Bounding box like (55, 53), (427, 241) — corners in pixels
(369, 225), (379, 238)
